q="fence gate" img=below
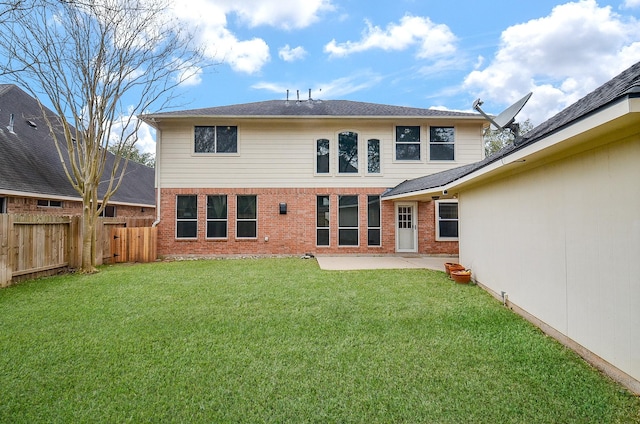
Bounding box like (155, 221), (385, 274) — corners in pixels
(111, 227), (157, 263)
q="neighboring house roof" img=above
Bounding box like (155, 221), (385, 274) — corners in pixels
(142, 99), (482, 120)
(383, 60), (640, 199)
(0, 84), (155, 207)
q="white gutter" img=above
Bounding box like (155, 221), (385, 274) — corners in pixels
(152, 127), (161, 228)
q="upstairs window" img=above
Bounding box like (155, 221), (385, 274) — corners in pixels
(0, 197), (6, 213)
(316, 139), (330, 174)
(338, 131), (358, 173)
(395, 126), (420, 160)
(430, 127), (455, 161)
(367, 139), (380, 174)
(194, 126), (238, 153)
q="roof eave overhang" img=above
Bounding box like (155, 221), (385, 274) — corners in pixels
(0, 189), (155, 208)
(384, 96), (640, 201)
(140, 114), (486, 124)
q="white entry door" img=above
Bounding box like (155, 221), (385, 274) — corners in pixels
(396, 202), (417, 252)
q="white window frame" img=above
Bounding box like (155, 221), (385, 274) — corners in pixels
(337, 130), (359, 175)
(394, 125), (421, 161)
(236, 195), (257, 239)
(206, 194), (228, 239)
(429, 126), (455, 161)
(37, 199), (62, 208)
(315, 138), (331, 175)
(176, 194), (198, 239)
(435, 199), (459, 241)
(98, 204), (116, 217)
(366, 138), (382, 175)
(367, 195), (381, 247)
(338, 195), (359, 247)
(193, 125), (239, 155)
(316, 195), (330, 247)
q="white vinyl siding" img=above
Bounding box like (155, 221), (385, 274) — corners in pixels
(157, 120), (484, 189)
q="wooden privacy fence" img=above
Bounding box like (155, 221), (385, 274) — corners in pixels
(0, 214), (155, 287)
(111, 226), (157, 263)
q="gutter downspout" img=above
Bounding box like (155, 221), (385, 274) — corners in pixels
(152, 125), (161, 228)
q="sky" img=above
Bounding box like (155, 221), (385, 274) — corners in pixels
(123, 0), (640, 153)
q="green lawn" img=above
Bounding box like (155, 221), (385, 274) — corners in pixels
(1, 258), (638, 423)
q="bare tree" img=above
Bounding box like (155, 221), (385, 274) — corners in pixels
(0, 0), (204, 272)
(484, 119), (534, 157)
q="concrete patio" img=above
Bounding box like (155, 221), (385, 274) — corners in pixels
(315, 255), (459, 271)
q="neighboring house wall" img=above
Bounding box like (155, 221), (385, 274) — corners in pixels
(155, 117), (481, 256)
(2, 195), (155, 218)
(459, 135), (640, 387)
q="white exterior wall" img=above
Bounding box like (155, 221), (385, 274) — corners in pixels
(459, 136), (640, 383)
(157, 119), (484, 188)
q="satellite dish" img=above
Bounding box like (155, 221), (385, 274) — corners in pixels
(473, 92), (532, 134)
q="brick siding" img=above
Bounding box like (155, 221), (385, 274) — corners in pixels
(157, 188), (458, 257)
(4, 196), (155, 219)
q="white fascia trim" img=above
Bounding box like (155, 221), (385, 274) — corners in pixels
(447, 98), (636, 190)
(0, 189), (154, 208)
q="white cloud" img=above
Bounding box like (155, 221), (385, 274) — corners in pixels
(167, 0), (332, 75)
(252, 71), (383, 99)
(135, 122), (157, 155)
(174, 60), (203, 87)
(463, 0), (640, 125)
(279, 45), (307, 62)
(217, 0), (334, 30)
(622, 0), (640, 8)
(324, 15), (457, 59)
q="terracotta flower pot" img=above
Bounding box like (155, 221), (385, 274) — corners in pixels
(445, 263), (465, 275)
(451, 270), (472, 284)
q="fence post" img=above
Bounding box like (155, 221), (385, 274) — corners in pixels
(68, 215), (82, 269)
(0, 214), (12, 287)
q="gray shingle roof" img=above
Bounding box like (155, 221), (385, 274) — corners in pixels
(383, 60), (640, 198)
(144, 99), (480, 119)
(0, 84), (155, 206)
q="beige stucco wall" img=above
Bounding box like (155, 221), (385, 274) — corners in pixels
(156, 118), (484, 189)
(459, 135), (640, 383)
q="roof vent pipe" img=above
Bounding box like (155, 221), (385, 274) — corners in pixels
(7, 113), (14, 133)
(296, 90), (300, 102)
(308, 89), (312, 101)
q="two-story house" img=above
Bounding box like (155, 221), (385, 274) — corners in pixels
(141, 98), (487, 257)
